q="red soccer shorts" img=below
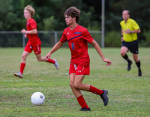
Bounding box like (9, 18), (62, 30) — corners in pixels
(69, 63), (90, 75)
(24, 45), (41, 55)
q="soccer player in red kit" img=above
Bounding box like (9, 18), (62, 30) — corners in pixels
(14, 5), (59, 78)
(46, 7), (111, 111)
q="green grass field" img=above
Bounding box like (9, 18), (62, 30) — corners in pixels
(0, 48), (149, 117)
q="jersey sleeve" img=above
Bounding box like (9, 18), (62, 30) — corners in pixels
(60, 30), (67, 42)
(120, 21), (123, 28)
(30, 20), (37, 29)
(82, 29), (93, 43)
(132, 20), (140, 30)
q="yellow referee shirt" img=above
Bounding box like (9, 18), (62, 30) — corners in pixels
(120, 18), (140, 42)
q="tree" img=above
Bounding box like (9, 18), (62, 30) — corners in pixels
(0, 0), (18, 31)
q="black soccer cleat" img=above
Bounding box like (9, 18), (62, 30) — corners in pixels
(127, 61), (132, 71)
(138, 71), (142, 77)
(100, 90), (109, 106)
(80, 107), (91, 111)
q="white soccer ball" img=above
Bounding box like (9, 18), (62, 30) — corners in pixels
(31, 92), (45, 106)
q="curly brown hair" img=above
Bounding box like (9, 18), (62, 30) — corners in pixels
(64, 7), (80, 22)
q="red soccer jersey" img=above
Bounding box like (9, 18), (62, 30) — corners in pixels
(60, 25), (93, 66)
(26, 18), (41, 46)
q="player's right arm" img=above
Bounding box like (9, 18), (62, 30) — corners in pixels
(46, 28), (67, 59)
(46, 41), (64, 59)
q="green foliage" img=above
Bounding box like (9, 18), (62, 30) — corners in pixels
(0, 33), (23, 47)
(143, 30), (150, 46)
(79, 6), (100, 31)
(105, 31), (121, 47)
(32, 0), (83, 31)
(0, 0), (19, 31)
(139, 40), (148, 47)
(1, 0), (150, 32)
(1, 0), (150, 47)
(43, 16), (57, 31)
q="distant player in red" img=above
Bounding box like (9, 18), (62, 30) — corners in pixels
(14, 5), (59, 78)
(46, 7), (111, 111)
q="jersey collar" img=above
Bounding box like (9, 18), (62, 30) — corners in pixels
(124, 18), (131, 23)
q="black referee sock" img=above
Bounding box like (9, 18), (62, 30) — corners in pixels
(136, 60), (141, 72)
(122, 54), (132, 63)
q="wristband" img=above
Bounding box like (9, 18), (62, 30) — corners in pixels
(121, 35), (123, 37)
(130, 31), (132, 33)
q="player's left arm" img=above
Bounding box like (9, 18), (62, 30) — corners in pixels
(91, 40), (111, 66)
(129, 29), (141, 34)
(125, 21), (141, 34)
(21, 28), (37, 34)
(132, 20), (141, 33)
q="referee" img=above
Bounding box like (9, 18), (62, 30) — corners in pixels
(120, 10), (142, 77)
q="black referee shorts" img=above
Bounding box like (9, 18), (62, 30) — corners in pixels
(122, 40), (139, 54)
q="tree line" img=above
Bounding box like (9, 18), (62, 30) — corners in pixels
(0, 0), (150, 47)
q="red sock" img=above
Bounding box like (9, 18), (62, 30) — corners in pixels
(46, 59), (55, 64)
(20, 63), (26, 74)
(89, 85), (103, 95)
(77, 95), (89, 109)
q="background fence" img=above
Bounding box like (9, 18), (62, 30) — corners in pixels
(0, 31), (102, 48)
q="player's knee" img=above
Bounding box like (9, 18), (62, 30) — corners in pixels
(36, 56), (42, 61)
(120, 51), (125, 56)
(22, 54), (27, 60)
(74, 83), (81, 90)
(37, 58), (41, 61)
(69, 82), (74, 88)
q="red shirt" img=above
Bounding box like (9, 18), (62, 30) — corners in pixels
(26, 18), (41, 46)
(60, 25), (93, 66)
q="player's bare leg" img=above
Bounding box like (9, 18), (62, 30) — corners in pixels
(36, 54), (59, 69)
(120, 46), (128, 56)
(73, 75), (109, 106)
(14, 51), (29, 78)
(21, 51), (30, 63)
(73, 75), (90, 91)
(132, 54), (139, 62)
(70, 73), (90, 111)
(36, 54), (50, 62)
(133, 54), (142, 76)
(121, 46), (132, 71)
